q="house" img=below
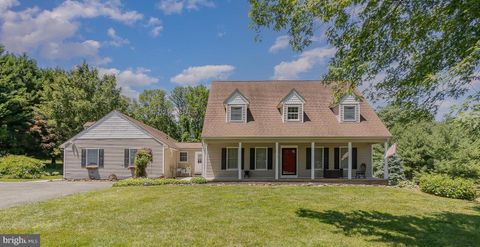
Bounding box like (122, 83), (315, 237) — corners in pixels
(60, 111), (202, 179)
(200, 80), (392, 181)
(61, 80), (392, 181)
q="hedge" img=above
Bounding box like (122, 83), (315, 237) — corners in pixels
(113, 177), (207, 187)
(0, 155), (45, 179)
(419, 174), (477, 201)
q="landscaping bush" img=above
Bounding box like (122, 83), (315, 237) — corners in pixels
(419, 174), (477, 201)
(0, 155), (45, 179)
(134, 149), (152, 178)
(113, 178), (191, 187)
(191, 176), (207, 184)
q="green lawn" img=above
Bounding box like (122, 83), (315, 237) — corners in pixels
(0, 185), (479, 246)
(0, 175), (63, 182)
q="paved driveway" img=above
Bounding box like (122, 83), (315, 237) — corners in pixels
(0, 181), (112, 209)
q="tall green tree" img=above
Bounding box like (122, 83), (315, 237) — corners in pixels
(170, 85), (209, 142)
(249, 0), (480, 110)
(0, 46), (42, 155)
(38, 63), (128, 149)
(129, 89), (179, 140)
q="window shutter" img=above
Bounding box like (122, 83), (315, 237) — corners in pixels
(241, 148), (245, 169)
(267, 148), (273, 170)
(323, 148), (329, 170)
(81, 149), (86, 168)
(124, 149), (129, 167)
(250, 148), (255, 170)
(352, 148), (358, 169)
(306, 148), (311, 169)
(99, 149), (104, 168)
(221, 148), (226, 170)
(334, 148), (340, 169)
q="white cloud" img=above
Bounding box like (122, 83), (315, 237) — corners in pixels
(273, 47), (336, 79)
(106, 27), (129, 47)
(146, 17), (163, 37)
(269, 35), (289, 53)
(157, 0), (214, 15)
(0, 0), (18, 12)
(98, 67), (159, 99)
(0, 0), (142, 62)
(171, 65), (235, 85)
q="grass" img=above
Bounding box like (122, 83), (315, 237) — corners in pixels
(0, 185), (479, 246)
(0, 175), (63, 182)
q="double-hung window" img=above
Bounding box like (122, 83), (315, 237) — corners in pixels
(128, 149), (137, 166)
(86, 149), (99, 166)
(229, 105), (244, 122)
(179, 151), (188, 162)
(255, 147), (268, 170)
(286, 106), (300, 121)
(339, 147), (348, 169)
(227, 148), (238, 170)
(314, 148), (323, 170)
(342, 105), (357, 122)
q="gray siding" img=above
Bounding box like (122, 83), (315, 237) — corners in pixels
(77, 113), (151, 139)
(205, 142), (372, 180)
(64, 138), (164, 179)
(175, 149), (203, 176)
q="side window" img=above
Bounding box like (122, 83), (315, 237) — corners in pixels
(179, 151), (188, 162)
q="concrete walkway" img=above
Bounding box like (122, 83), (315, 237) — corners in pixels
(0, 181), (112, 209)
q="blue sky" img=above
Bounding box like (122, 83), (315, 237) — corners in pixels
(0, 0), (333, 98)
(0, 0), (475, 118)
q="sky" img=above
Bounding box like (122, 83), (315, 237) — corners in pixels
(0, 0), (476, 118)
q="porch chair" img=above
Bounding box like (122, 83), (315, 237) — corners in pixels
(355, 163), (367, 179)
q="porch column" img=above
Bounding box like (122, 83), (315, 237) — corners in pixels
(238, 142), (242, 180)
(311, 142), (315, 180)
(384, 141), (389, 179)
(275, 142), (279, 180)
(348, 142), (352, 180)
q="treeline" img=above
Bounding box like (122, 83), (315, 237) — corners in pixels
(0, 47), (208, 164)
(372, 104), (480, 182)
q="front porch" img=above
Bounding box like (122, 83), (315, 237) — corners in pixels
(201, 139), (390, 181)
(208, 177), (388, 185)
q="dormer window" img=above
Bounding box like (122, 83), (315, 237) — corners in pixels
(286, 106), (300, 121)
(224, 89), (249, 123)
(278, 89), (305, 123)
(339, 94), (360, 123)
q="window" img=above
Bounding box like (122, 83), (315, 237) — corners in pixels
(314, 148), (323, 170)
(230, 106), (244, 122)
(255, 148), (268, 170)
(86, 149), (99, 166)
(342, 105), (357, 121)
(340, 147), (348, 168)
(287, 106), (300, 121)
(128, 149), (137, 166)
(227, 148), (238, 170)
(179, 152), (188, 162)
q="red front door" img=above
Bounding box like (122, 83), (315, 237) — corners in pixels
(282, 148), (297, 175)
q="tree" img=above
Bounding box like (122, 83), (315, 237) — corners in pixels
(388, 155), (405, 185)
(38, 63), (128, 148)
(129, 89), (179, 140)
(0, 47), (42, 155)
(249, 0), (480, 111)
(170, 85), (209, 142)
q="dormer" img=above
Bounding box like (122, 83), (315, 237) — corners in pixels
(224, 89), (249, 123)
(278, 89), (305, 123)
(339, 94), (360, 123)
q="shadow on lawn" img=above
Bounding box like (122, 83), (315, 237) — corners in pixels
(296, 208), (480, 246)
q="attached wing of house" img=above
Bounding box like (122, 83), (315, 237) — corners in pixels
(201, 80), (392, 181)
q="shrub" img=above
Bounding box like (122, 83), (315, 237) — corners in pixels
(191, 176), (207, 184)
(388, 155), (406, 185)
(113, 178), (191, 187)
(0, 155), (45, 179)
(419, 174), (477, 201)
(134, 149), (152, 178)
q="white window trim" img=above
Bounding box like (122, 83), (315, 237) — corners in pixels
(285, 105), (301, 122)
(341, 104), (358, 122)
(313, 147), (324, 170)
(85, 148), (100, 167)
(179, 151), (188, 163)
(254, 147), (268, 171)
(226, 147), (239, 170)
(127, 148), (138, 167)
(228, 105), (246, 123)
(339, 146), (349, 169)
